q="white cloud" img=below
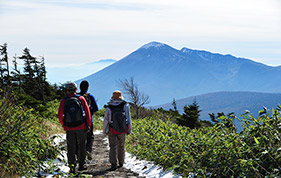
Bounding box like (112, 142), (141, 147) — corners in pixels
(0, 0), (280, 67)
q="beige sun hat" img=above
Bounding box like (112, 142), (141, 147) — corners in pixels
(111, 90), (123, 100)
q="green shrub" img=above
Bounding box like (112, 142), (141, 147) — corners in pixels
(41, 99), (60, 122)
(93, 108), (105, 130)
(126, 106), (281, 177)
(0, 95), (59, 177)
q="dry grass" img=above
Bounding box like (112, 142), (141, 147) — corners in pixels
(43, 120), (64, 136)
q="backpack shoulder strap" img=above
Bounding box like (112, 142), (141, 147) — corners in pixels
(108, 104), (114, 110)
(65, 95), (83, 106)
(74, 94), (83, 100)
(119, 101), (126, 108)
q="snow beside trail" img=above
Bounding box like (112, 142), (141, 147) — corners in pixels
(103, 131), (182, 178)
(34, 131), (183, 178)
(47, 134), (69, 177)
(124, 152), (182, 178)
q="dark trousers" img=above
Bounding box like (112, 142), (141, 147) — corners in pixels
(66, 129), (87, 166)
(86, 124), (94, 153)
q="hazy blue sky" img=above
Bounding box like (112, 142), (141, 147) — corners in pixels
(0, 0), (281, 67)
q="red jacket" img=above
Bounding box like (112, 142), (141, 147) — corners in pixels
(58, 93), (91, 131)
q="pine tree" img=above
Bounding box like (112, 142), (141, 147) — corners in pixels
(177, 99), (201, 129)
(172, 98), (177, 112)
(0, 43), (10, 85)
(19, 48), (35, 80)
(19, 48), (38, 100)
(0, 56), (3, 85)
(38, 56), (46, 82)
(34, 56), (46, 105)
(1, 45), (61, 108)
(11, 54), (22, 93)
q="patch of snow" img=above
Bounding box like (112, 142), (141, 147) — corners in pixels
(103, 132), (183, 178)
(124, 152), (183, 178)
(181, 47), (192, 54)
(21, 134), (69, 178)
(46, 134), (69, 177)
(94, 130), (103, 134)
(26, 131), (184, 178)
(52, 133), (66, 144)
(141, 42), (165, 49)
(45, 131), (103, 177)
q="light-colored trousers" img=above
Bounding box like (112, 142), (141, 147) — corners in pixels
(108, 132), (126, 165)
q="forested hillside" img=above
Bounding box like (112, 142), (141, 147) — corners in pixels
(0, 43), (65, 177)
(155, 91), (281, 130)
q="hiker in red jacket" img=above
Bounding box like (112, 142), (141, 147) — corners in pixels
(58, 82), (91, 174)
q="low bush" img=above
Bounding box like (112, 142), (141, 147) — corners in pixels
(93, 108), (105, 130)
(0, 94), (59, 177)
(126, 106), (281, 177)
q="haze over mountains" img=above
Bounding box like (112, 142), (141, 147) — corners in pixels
(76, 41), (281, 114)
(47, 59), (116, 84)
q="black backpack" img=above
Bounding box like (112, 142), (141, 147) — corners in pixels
(63, 95), (85, 127)
(108, 102), (129, 134)
(79, 92), (91, 108)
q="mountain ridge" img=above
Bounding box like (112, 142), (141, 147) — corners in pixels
(76, 41), (281, 107)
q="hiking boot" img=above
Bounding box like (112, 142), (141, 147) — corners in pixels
(118, 163), (123, 168)
(78, 165), (87, 172)
(109, 164), (117, 171)
(86, 151), (92, 160)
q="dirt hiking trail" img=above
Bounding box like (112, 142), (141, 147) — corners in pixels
(72, 132), (146, 178)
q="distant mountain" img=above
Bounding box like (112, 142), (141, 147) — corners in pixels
(47, 59), (116, 84)
(90, 59), (116, 64)
(76, 41), (281, 107)
(154, 91), (281, 124)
